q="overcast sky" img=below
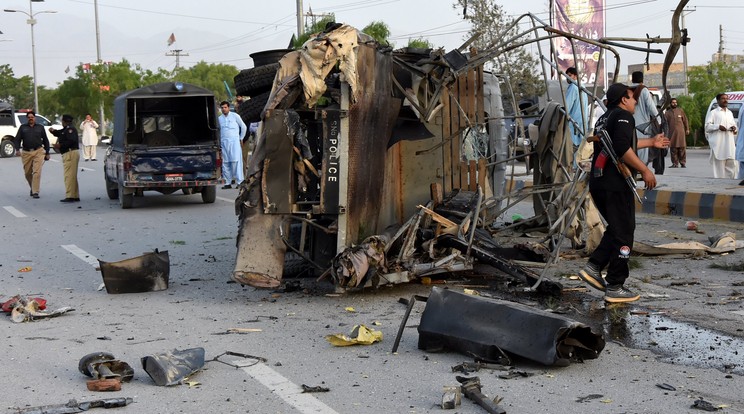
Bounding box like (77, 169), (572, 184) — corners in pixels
(1, 0), (742, 90)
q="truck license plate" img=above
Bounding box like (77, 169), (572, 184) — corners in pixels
(165, 174), (183, 181)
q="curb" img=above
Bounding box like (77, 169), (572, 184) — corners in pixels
(508, 180), (744, 223)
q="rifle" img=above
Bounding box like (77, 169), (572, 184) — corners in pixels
(587, 129), (643, 204)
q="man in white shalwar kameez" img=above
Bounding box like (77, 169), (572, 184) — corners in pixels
(218, 101), (247, 189)
(704, 93), (739, 179)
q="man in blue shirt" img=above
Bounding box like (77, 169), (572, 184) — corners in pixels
(565, 67), (586, 149)
(218, 101), (247, 189)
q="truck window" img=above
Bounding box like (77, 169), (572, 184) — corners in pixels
(142, 116), (173, 134)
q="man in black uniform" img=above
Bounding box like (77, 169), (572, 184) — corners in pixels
(578, 83), (669, 303)
(50, 114), (80, 202)
(13, 111), (50, 198)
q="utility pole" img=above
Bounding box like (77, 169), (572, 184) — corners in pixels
(679, 6), (695, 96)
(296, 0), (304, 37)
(166, 49), (189, 71)
(718, 25), (724, 55)
(94, 0), (105, 136)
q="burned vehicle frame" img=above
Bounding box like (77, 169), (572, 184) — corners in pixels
(232, 3), (689, 291)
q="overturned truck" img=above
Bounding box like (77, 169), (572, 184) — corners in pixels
(231, 24), (543, 290)
(231, 7), (688, 290)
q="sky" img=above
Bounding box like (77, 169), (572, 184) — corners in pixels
(1, 0), (743, 90)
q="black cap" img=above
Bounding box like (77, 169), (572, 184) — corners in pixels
(605, 83), (636, 107)
(62, 114), (74, 122)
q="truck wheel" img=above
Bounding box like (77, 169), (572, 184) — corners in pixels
(237, 91), (270, 123)
(0, 140), (14, 158)
(283, 252), (309, 278)
(234, 63), (279, 96)
(105, 178), (118, 200)
(118, 184), (133, 209)
(201, 186), (216, 203)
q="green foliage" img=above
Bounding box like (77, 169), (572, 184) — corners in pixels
(675, 61), (744, 146)
(407, 38), (433, 49)
(0, 64), (33, 109)
(293, 15), (337, 48)
(453, 0), (544, 98)
(361, 21), (391, 45)
(173, 61), (239, 102)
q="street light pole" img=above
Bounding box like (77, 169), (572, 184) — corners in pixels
(94, 0), (105, 136)
(4, 0), (56, 113)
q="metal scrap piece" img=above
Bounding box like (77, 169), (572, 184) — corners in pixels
(456, 376), (506, 414)
(14, 397), (133, 414)
(418, 287), (605, 366)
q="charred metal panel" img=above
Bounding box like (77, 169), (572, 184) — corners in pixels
(320, 108), (341, 214)
(418, 287), (605, 366)
(262, 110), (295, 214)
(98, 250), (169, 294)
(345, 44), (401, 243)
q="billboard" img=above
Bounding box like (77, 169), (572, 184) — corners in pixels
(552, 0), (606, 88)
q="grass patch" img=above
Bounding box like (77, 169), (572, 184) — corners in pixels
(169, 240), (186, 245)
(709, 261), (744, 272)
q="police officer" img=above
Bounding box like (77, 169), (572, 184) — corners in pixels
(13, 111), (50, 198)
(578, 83), (669, 303)
(50, 114), (81, 202)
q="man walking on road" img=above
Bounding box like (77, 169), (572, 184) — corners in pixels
(50, 114), (80, 202)
(705, 93), (738, 179)
(13, 111), (50, 199)
(578, 83), (669, 303)
(664, 98), (689, 168)
(218, 101), (247, 189)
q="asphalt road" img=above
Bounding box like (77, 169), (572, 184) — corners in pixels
(1, 150), (743, 414)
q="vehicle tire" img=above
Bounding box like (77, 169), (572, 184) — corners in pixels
(105, 178), (118, 200)
(1, 140), (15, 158)
(234, 63), (279, 96)
(118, 184), (133, 209)
(237, 91), (270, 124)
(283, 252), (309, 278)
(182, 187), (196, 195)
(201, 186), (216, 203)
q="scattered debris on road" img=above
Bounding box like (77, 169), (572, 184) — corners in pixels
(141, 347), (205, 386)
(417, 287), (605, 366)
(78, 352), (134, 392)
(326, 325), (383, 346)
(98, 249), (170, 293)
(13, 397), (134, 414)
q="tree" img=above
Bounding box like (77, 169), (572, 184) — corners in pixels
(453, 0), (543, 98)
(174, 61), (240, 102)
(0, 64), (34, 109)
(407, 38), (433, 49)
(362, 21), (390, 46)
(679, 61), (744, 145)
(293, 15), (337, 48)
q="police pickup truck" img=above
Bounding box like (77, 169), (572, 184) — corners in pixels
(103, 82), (224, 209)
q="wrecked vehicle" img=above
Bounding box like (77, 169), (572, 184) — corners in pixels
(104, 82), (224, 209)
(232, 4), (691, 290)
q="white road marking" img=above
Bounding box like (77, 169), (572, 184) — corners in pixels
(3, 206), (27, 218)
(216, 196), (235, 203)
(48, 158), (60, 163)
(61, 244), (99, 267)
(240, 362), (339, 414)
(732, 310), (744, 316)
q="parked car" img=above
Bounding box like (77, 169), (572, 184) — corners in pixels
(103, 82), (224, 209)
(0, 103), (61, 157)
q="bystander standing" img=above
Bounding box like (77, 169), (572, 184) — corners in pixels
(664, 98), (689, 168)
(704, 93), (738, 179)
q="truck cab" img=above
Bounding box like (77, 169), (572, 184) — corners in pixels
(104, 82), (224, 208)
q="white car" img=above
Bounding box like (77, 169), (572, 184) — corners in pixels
(0, 111), (62, 157)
